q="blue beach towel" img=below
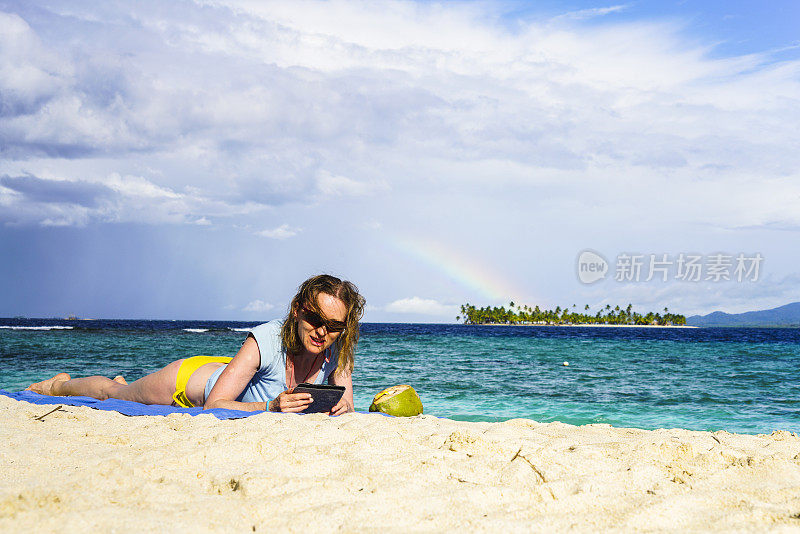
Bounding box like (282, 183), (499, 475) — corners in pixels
(0, 390), (385, 419)
(0, 389), (258, 420)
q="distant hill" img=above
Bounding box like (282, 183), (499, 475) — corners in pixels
(687, 302), (800, 327)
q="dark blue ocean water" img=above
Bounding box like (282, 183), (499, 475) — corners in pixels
(1, 319), (798, 434)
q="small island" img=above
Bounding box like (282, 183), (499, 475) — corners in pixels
(458, 302), (686, 326)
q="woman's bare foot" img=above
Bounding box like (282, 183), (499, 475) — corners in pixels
(113, 375), (128, 385)
(25, 373), (71, 396)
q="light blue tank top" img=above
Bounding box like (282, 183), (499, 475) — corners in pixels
(203, 320), (339, 403)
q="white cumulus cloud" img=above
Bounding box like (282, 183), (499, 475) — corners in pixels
(385, 297), (458, 317)
(1, 0), (798, 233)
(316, 170), (383, 197)
(256, 224), (300, 239)
(242, 299), (275, 313)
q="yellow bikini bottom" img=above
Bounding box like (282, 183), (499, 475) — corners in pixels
(173, 356), (233, 408)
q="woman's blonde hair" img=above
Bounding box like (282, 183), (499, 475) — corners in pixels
(281, 274), (365, 375)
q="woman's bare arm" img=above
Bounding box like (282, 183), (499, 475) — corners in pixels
(203, 335), (312, 412)
(203, 336), (267, 411)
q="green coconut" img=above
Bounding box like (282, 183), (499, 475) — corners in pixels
(369, 385), (423, 417)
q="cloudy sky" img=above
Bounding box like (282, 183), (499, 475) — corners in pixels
(1, 0), (799, 322)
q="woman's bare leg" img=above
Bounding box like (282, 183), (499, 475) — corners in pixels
(26, 360), (184, 406)
(26, 373), (71, 395)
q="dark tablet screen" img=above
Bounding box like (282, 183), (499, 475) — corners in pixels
(293, 383), (345, 414)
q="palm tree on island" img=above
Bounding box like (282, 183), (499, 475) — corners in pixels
(457, 301), (686, 326)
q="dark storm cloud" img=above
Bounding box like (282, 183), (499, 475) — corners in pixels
(0, 140), (98, 160)
(0, 174), (115, 208)
(0, 92), (53, 118)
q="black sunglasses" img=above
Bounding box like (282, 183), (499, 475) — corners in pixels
(301, 306), (346, 333)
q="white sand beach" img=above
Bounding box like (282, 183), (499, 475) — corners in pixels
(1, 395), (799, 532)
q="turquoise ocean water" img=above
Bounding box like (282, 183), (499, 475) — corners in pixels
(1, 319), (798, 434)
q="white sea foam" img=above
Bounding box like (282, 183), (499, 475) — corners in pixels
(183, 328), (209, 333)
(0, 325), (74, 330)
(228, 327), (250, 332)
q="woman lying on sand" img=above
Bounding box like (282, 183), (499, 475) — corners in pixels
(27, 274), (365, 414)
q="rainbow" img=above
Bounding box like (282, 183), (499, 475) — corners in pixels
(391, 234), (528, 303)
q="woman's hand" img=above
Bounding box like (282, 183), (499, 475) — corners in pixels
(328, 397), (352, 416)
(268, 388), (313, 412)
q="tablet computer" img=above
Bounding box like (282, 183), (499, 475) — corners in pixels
(293, 383), (346, 414)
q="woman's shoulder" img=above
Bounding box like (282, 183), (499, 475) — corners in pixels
(249, 319), (285, 371)
(250, 319), (283, 338)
